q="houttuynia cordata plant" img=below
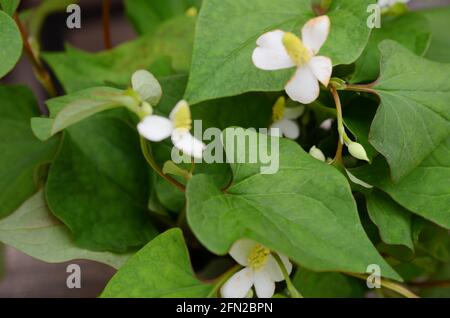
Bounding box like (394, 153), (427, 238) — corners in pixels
(0, 0), (449, 299)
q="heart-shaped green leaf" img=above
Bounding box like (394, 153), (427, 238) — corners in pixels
(371, 40), (450, 181)
(102, 228), (213, 297)
(185, 0), (375, 104)
(187, 128), (400, 280)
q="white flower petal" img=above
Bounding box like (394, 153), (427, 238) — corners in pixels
(284, 105), (305, 119)
(221, 268), (254, 298)
(252, 30), (295, 71)
(137, 115), (173, 142)
(279, 254), (293, 276)
(262, 255), (283, 282)
(171, 129), (206, 159)
(254, 270), (275, 298)
(263, 254), (293, 283)
(271, 119), (300, 140)
(320, 118), (334, 130)
(308, 56), (332, 87)
(285, 65), (320, 104)
(229, 239), (258, 266)
(301, 15), (330, 54)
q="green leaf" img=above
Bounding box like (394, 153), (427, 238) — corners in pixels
(366, 189), (413, 250)
(293, 268), (365, 298)
(422, 6), (450, 64)
(43, 15), (195, 93)
(101, 228), (213, 297)
(371, 40), (450, 181)
(352, 12), (431, 83)
(185, 0), (375, 104)
(352, 137), (450, 229)
(46, 111), (158, 252)
(0, 0), (20, 16)
(0, 10), (22, 78)
(125, 0), (201, 35)
(0, 85), (58, 219)
(187, 129), (400, 280)
(0, 191), (130, 269)
(50, 87), (124, 135)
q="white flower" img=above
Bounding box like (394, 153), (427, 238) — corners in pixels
(221, 239), (292, 299)
(131, 69), (162, 106)
(252, 16), (332, 104)
(137, 100), (206, 159)
(269, 96), (304, 139)
(347, 141), (369, 162)
(378, 0), (410, 8)
(319, 118), (334, 131)
(309, 146), (326, 162)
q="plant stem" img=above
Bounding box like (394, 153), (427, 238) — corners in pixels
(272, 253), (303, 298)
(346, 273), (420, 298)
(344, 83), (377, 95)
(102, 0), (113, 50)
(140, 137), (186, 192)
(408, 279), (450, 289)
(13, 13), (57, 100)
(207, 264), (242, 298)
(330, 86), (344, 163)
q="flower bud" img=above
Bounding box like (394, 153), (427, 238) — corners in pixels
(309, 146), (326, 162)
(347, 142), (369, 162)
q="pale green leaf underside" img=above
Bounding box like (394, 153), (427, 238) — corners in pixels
(185, 0), (375, 104)
(102, 228), (213, 298)
(371, 40), (450, 181)
(0, 191), (130, 269)
(187, 129), (400, 280)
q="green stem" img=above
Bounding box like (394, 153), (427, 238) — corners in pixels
(346, 273), (419, 298)
(207, 264), (242, 298)
(344, 83), (377, 95)
(330, 86), (345, 164)
(272, 253), (303, 298)
(140, 137), (186, 192)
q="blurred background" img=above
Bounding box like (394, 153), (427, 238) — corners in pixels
(0, 0), (449, 297)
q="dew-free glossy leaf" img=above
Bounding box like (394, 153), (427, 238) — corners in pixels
(371, 40), (450, 181)
(43, 16), (195, 93)
(366, 190), (414, 250)
(102, 228), (213, 297)
(187, 129), (400, 280)
(46, 112), (158, 252)
(0, 10), (22, 78)
(0, 85), (58, 219)
(185, 0), (375, 104)
(352, 12), (431, 83)
(0, 191), (130, 269)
